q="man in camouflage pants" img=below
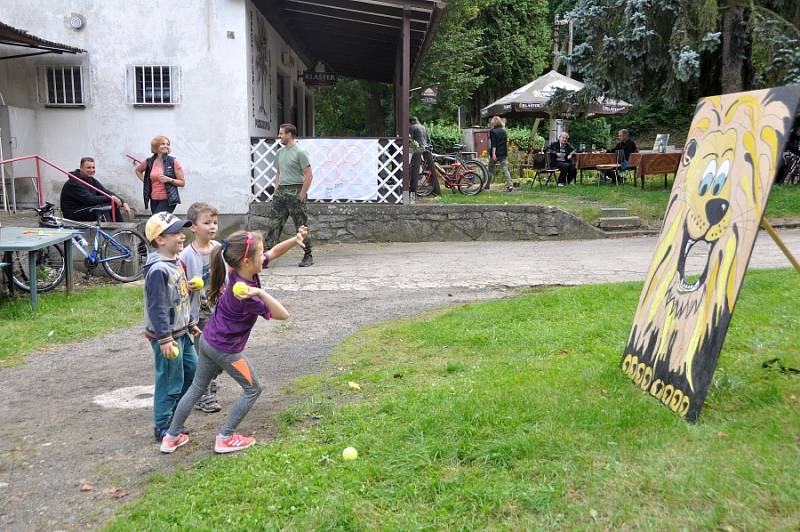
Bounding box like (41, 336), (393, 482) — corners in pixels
(266, 123), (314, 267)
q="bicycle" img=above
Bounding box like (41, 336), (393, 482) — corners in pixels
(416, 152), (484, 197)
(447, 143), (488, 184)
(4, 202), (149, 293)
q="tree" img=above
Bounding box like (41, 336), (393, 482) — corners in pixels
(567, 0), (800, 104)
(314, 79), (393, 136)
(411, 0), (487, 122)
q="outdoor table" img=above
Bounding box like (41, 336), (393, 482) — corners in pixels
(628, 151), (682, 189)
(575, 152), (616, 183)
(0, 227), (76, 310)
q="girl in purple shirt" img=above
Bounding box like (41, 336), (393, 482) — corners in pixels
(160, 227), (306, 454)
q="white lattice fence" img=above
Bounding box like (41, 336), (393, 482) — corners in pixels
(250, 137), (403, 203)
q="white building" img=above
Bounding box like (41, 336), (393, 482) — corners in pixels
(0, 1), (445, 215)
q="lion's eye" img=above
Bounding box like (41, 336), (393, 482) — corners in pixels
(699, 159), (716, 196)
(712, 160), (730, 195)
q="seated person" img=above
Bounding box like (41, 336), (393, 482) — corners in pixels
(61, 157), (131, 222)
(546, 132), (577, 186)
(776, 125), (800, 185)
(604, 129), (638, 184)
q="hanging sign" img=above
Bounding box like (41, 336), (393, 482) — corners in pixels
(421, 85), (438, 105)
(303, 71), (337, 86)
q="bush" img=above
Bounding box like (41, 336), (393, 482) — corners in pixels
(425, 123), (463, 154)
(566, 118), (613, 150)
(507, 127), (545, 152)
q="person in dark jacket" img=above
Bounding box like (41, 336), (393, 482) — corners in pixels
(546, 132), (577, 186)
(488, 115), (513, 191)
(409, 117), (441, 197)
(776, 125), (800, 185)
(60, 157), (131, 221)
(604, 129), (638, 184)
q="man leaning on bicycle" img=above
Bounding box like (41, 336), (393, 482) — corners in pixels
(61, 157), (132, 222)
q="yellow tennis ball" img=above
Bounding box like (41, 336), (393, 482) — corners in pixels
(165, 344), (180, 359)
(232, 282), (249, 297)
(342, 447), (358, 461)
(190, 276), (204, 289)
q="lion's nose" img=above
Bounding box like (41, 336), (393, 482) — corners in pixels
(705, 198), (729, 226)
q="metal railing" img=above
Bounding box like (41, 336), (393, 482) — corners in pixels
(0, 154), (117, 221)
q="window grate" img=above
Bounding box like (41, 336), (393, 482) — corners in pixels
(128, 65), (180, 105)
(38, 66), (87, 106)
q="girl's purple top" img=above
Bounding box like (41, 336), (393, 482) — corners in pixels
(202, 260), (271, 354)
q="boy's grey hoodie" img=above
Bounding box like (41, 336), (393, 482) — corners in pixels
(143, 251), (194, 345)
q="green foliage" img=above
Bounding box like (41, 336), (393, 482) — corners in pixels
(569, 0), (800, 103)
(473, 0), (551, 99)
(110, 270), (800, 529)
(314, 78), (393, 136)
(507, 127), (545, 152)
(566, 118), (612, 149)
(412, 0), (487, 119)
(605, 96), (693, 138)
(426, 122), (464, 153)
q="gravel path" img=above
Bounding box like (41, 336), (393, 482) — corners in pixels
(1, 229), (798, 530)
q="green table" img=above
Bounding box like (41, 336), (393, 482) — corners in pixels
(0, 227), (76, 310)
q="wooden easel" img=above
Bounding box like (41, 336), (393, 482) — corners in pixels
(760, 218), (800, 273)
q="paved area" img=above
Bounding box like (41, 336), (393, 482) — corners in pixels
(1, 229), (799, 530)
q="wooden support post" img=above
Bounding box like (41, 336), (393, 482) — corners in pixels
(760, 217), (800, 273)
(400, 8), (411, 205)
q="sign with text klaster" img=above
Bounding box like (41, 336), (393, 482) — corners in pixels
(303, 71), (337, 86)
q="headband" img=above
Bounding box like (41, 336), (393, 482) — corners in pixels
(243, 232), (253, 261)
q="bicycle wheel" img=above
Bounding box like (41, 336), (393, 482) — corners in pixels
(9, 245), (66, 293)
(102, 229), (149, 282)
(416, 171), (435, 197)
(458, 171), (484, 195)
(463, 159), (488, 184)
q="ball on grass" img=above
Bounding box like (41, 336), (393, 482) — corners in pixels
(232, 282), (249, 297)
(342, 447), (358, 461)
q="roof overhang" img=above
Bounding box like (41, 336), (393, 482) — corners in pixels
(0, 20), (86, 61)
(253, 0), (446, 83)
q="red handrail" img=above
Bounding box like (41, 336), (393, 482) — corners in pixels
(126, 154), (143, 166)
(0, 154), (117, 222)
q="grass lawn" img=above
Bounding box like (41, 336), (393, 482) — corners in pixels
(110, 268), (800, 530)
(0, 284), (143, 366)
(428, 179), (800, 227)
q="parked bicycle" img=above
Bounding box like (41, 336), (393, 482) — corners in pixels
(447, 143), (488, 184)
(416, 153), (484, 197)
(3, 202), (149, 293)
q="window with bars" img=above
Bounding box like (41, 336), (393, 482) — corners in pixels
(37, 66), (88, 106)
(127, 65), (181, 105)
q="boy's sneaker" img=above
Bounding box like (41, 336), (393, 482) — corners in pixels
(160, 433), (189, 454)
(215, 433), (256, 454)
(154, 427), (167, 442)
(195, 394), (222, 413)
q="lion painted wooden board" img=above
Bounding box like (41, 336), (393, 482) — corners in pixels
(622, 86), (800, 422)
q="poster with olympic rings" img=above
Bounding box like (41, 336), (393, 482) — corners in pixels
(302, 139), (380, 200)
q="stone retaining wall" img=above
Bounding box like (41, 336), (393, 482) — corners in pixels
(249, 203), (602, 243)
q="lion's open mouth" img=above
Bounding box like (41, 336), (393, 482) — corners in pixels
(677, 226), (714, 293)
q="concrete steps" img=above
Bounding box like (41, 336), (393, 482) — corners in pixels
(596, 207), (650, 236)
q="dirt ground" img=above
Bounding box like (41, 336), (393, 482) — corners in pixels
(1, 232), (799, 530)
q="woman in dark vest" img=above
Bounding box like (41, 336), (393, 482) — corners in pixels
(135, 135), (185, 214)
